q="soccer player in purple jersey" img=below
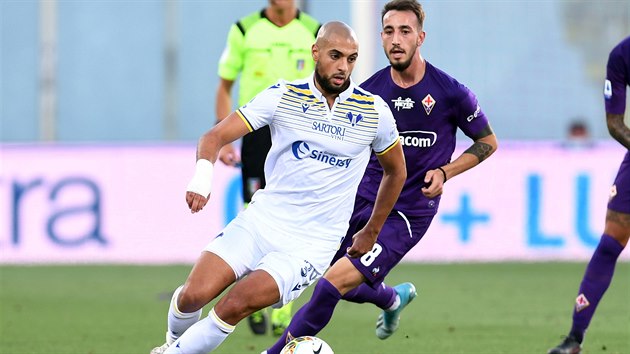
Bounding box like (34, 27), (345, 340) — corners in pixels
(263, 1), (498, 353)
(548, 36), (630, 354)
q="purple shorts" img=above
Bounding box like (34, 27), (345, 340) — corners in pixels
(608, 151), (630, 214)
(332, 197), (434, 288)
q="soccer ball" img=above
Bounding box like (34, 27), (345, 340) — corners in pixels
(280, 336), (334, 354)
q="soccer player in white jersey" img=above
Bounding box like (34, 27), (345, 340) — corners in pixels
(150, 21), (407, 354)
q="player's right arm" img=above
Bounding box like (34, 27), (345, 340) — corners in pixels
(215, 78), (240, 166)
(215, 24), (246, 166)
(186, 83), (284, 213)
(186, 111), (252, 213)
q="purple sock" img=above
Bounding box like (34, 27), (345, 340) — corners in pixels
(342, 283), (398, 309)
(570, 234), (624, 343)
(266, 278), (341, 354)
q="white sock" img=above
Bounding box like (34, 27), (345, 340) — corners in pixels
(386, 294), (401, 312)
(166, 285), (202, 344)
(165, 307), (235, 354)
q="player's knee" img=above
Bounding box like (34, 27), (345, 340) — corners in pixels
(215, 292), (256, 324)
(177, 285), (208, 313)
(323, 261), (364, 294)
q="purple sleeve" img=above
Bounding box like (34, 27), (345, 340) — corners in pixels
(454, 88), (490, 139)
(605, 43), (629, 115)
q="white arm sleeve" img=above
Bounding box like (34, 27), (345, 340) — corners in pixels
(371, 95), (400, 154)
(238, 81), (287, 130)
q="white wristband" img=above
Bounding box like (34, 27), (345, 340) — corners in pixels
(186, 159), (214, 197)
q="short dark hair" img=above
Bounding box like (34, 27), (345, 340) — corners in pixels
(381, 0), (425, 30)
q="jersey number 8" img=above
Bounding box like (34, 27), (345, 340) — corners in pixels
(360, 243), (383, 267)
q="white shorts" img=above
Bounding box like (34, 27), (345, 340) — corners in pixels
(204, 206), (338, 307)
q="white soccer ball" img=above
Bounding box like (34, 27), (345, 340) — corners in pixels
(280, 336), (334, 354)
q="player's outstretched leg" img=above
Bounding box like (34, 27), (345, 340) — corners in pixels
(265, 279), (342, 354)
(375, 282), (417, 340)
(547, 336), (582, 354)
(151, 285), (202, 354)
(271, 302), (293, 336)
(547, 234), (624, 354)
(248, 309), (268, 335)
(342, 283), (398, 308)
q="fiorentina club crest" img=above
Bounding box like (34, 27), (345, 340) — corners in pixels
(422, 94), (436, 115)
(575, 293), (590, 312)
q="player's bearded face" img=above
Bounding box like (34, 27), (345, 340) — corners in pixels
(386, 43), (416, 72)
(381, 10), (423, 72)
(314, 63), (350, 94)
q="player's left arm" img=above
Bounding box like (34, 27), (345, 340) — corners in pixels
(348, 97), (406, 257)
(347, 141), (406, 258)
(422, 124), (498, 198)
(423, 89), (498, 198)
(446, 124), (498, 177)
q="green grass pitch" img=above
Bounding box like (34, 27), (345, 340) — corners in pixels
(1, 263), (628, 354)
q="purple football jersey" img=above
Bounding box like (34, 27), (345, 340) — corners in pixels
(605, 36), (630, 115)
(358, 62), (490, 216)
(605, 36), (630, 213)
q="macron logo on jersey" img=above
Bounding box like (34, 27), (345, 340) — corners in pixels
(291, 141), (352, 168)
(398, 130), (437, 147)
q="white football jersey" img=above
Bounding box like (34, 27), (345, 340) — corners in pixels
(237, 74), (399, 248)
